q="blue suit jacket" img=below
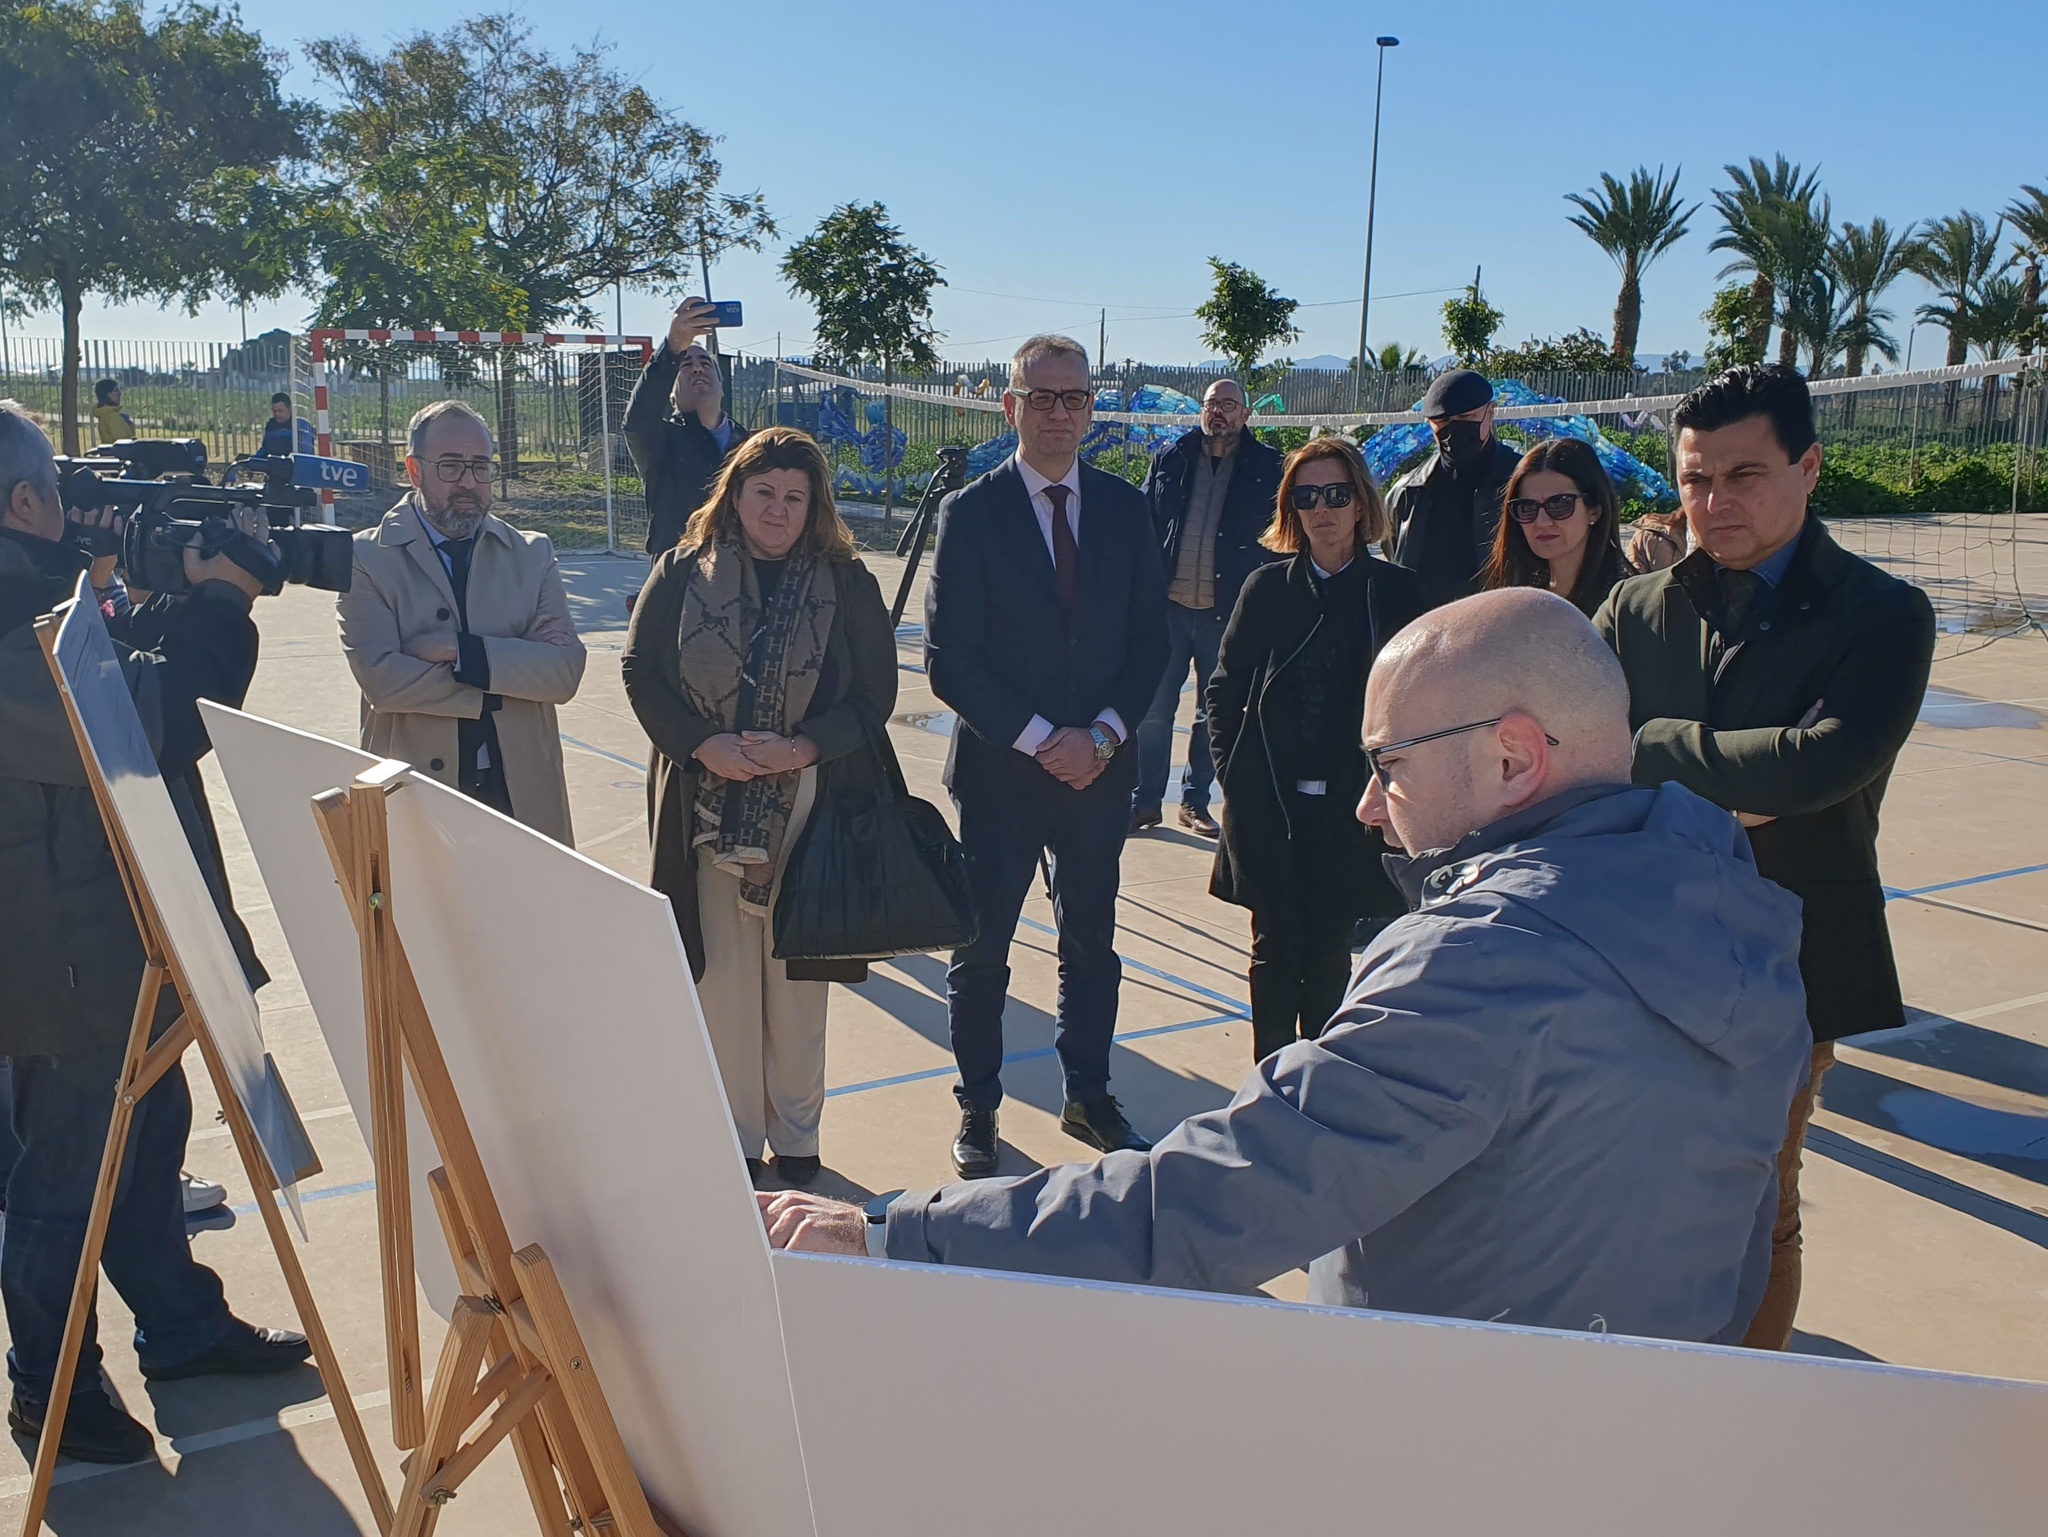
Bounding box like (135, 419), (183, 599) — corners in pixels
(923, 456), (1169, 797)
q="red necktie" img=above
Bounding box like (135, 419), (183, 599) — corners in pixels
(1045, 483), (1079, 611)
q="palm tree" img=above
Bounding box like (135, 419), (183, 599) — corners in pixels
(1762, 194), (1834, 371)
(1907, 211), (2009, 367)
(1365, 341), (1427, 371)
(1710, 155), (1823, 366)
(1826, 217), (1915, 377)
(1564, 165), (1698, 367)
(2003, 184), (2046, 352)
(1968, 273), (2032, 425)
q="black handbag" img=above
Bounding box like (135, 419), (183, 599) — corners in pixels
(773, 707), (979, 960)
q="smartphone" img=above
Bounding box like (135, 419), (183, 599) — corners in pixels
(702, 299), (744, 329)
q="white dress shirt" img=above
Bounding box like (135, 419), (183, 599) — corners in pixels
(1010, 454), (1128, 756)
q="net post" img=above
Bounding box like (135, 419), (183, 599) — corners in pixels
(312, 329), (336, 526)
(599, 342), (617, 555)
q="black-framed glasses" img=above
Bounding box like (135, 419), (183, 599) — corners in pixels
(1365, 717), (1560, 789)
(1506, 492), (1584, 524)
(1012, 388), (1094, 412)
(434, 457), (496, 483)
(1289, 482), (1355, 510)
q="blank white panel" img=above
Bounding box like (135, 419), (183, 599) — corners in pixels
(202, 703), (456, 1307)
(773, 1251), (2048, 1537)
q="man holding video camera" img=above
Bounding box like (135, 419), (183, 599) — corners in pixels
(0, 401), (313, 1465)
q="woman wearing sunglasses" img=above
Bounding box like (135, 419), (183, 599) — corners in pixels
(1480, 437), (1632, 617)
(1207, 437), (1427, 1063)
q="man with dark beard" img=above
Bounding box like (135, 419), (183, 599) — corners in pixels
(1385, 369), (1524, 611)
(338, 400), (588, 844)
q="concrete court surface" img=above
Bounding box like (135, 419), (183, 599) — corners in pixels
(5, 522), (2048, 1533)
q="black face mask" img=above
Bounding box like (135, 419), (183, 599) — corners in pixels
(1435, 420), (1490, 477)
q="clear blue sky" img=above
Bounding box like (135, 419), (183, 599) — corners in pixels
(20, 0), (2048, 368)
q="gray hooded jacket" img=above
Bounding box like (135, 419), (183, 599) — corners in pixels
(885, 782), (1810, 1344)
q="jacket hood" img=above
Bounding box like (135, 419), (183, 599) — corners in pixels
(0, 528), (90, 639)
(1392, 782), (1806, 1069)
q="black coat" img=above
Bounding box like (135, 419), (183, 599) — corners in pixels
(1594, 518), (1936, 1042)
(1142, 427), (1283, 617)
(621, 548), (898, 984)
(623, 341), (751, 554)
(924, 457), (1169, 800)
(1385, 438), (1523, 606)
(1206, 552), (1428, 916)
(0, 534), (259, 1058)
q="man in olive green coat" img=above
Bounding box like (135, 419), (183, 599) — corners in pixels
(1594, 365), (1935, 1353)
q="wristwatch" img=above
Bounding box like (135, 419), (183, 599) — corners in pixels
(1088, 724), (1118, 762)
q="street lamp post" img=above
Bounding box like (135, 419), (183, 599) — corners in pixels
(1352, 35), (1400, 411)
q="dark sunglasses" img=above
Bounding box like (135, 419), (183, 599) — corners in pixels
(1506, 492), (1585, 524)
(1289, 482), (1355, 511)
(1365, 717), (1560, 790)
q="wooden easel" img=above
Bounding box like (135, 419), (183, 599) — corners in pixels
(22, 608), (393, 1536)
(314, 766), (675, 1537)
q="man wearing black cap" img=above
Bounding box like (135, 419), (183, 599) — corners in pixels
(1386, 369), (1522, 610)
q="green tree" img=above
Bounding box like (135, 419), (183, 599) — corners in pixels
(1825, 218), (1915, 377)
(1564, 165), (1697, 366)
(1360, 342), (1427, 371)
(1763, 194), (1835, 371)
(1193, 259), (1300, 392)
(1489, 328), (1626, 376)
(1709, 155), (1823, 369)
(780, 202), (944, 514)
(1702, 284), (1769, 371)
(2002, 184), (2047, 347)
(1906, 211), (2009, 368)
(1440, 278), (1504, 365)
(307, 14), (752, 466)
(0, 0), (313, 452)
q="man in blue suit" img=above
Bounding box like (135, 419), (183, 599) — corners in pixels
(924, 335), (1170, 1177)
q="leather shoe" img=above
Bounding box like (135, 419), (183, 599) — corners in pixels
(140, 1320), (310, 1382)
(1178, 804), (1220, 837)
(951, 1110), (1000, 1178)
(1061, 1095), (1152, 1153)
(9, 1391), (154, 1465)
(772, 1153), (822, 1187)
(1129, 806), (1162, 835)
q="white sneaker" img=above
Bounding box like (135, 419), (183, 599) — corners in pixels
(181, 1172), (228, 1214)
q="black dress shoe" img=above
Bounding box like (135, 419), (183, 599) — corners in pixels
(1129, 806), (1162, 835)
(772, 1153), (822, 1187)
(951, 1110), (1000, 1178)
(9, 1391), (154, 1465)
(140, 1320), (310, 1382)
(1178, 804), (1220, 838)
(1061, 1095), (1152, 1153)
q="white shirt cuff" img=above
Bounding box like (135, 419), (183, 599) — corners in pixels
(1095, 709), (1127, 744)
(1014, 715), (1055, 755)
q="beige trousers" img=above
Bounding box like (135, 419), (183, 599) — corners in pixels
(692, 769), (827, 1160)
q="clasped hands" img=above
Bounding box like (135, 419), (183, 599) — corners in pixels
(695, 730), (821, 781)
(1036, 724), (1109, 789)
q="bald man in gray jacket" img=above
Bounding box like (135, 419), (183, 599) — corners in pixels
(762, 591), (1810, 1344)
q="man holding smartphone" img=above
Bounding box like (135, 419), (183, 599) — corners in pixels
(624, 298), (751, 555)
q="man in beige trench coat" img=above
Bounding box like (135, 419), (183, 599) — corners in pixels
(338, 400), (586, 845)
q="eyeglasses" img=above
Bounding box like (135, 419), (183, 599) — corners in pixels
(1365, 717), (1559, 790)
(1011, 388), (1094, 413)
(433, 458), (496, 483)
(1289, 482), (1355, 510)
(1506, 492), (1585, 524)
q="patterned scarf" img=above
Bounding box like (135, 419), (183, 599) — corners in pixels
(674, 531), (837, 910)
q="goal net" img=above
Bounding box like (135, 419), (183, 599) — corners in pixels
(300, 330), (655, 553)
(767, 355), (2045, 657)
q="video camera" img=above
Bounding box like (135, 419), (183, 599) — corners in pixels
(56, 438), (357, 596)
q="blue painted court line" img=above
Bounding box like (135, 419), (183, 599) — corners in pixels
(558, 733), (647, 772)
(228, 1178), (375, 1219)
(1016, 914), (1251, 1018)
(1885, 861), (2048, 901)
(824, 1011), (1243, 1100)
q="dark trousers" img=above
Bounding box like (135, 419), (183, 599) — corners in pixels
(1135, 602), (1226, 815)
(1246, 794), (1360, 1061)
(3, 1051), (231, 1405)
(948, 763), (1130, 1114)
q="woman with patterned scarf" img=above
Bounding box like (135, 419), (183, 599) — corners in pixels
(623, 428), (897, 1186)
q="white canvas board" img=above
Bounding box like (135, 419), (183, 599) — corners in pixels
(204, 703), (814, 1536)
(200, 702), (457, 1309)
(48, 589), (312, 1205)
(774, 1250), (2048, 1536)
